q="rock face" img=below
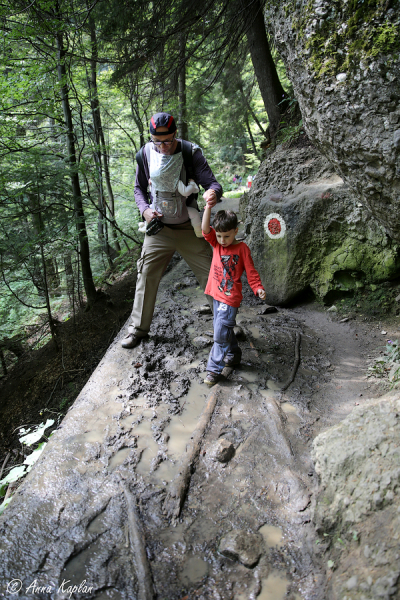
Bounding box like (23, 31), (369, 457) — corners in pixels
(312, 392), (400, 599)
(265, 1), (400, 240)
(242, 145), (400, 305)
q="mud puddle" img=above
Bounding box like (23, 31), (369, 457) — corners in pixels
(0, 256), (373, 600)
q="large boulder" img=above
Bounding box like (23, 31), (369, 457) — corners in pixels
(265, 1), (400, 240)
(311, 392), (400, 600)
(242, 145), (400, 305)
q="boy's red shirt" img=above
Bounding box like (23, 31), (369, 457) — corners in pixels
(203, 228), (264, 308)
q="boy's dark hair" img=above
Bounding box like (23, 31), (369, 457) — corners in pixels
(213, 210), (238, 232)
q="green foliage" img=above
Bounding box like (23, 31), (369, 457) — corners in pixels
(337, 284), (400, 319)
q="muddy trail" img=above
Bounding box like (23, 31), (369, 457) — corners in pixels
(0, 237), (384, 600)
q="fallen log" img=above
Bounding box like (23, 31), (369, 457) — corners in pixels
(163, 385), (221, 520)
(122, 482), (156, 600)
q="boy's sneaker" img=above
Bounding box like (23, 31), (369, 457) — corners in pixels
(204, 372), (221, 386)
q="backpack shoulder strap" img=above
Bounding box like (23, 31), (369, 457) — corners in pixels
(135, 146), (145, 173)
(135, 142), (151, 174)
(181, 140), (194, 178)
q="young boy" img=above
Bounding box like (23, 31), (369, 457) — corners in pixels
(202, 202), (266, 386)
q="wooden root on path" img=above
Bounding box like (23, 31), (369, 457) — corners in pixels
(163, 385), (221, 520)
(123, 482), (156, 600)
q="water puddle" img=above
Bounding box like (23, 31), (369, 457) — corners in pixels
(266, 379), (282, 391)
(180, 555), (209, 586)
(258, 388), (275, 399)
(164, 381), (208, 461)
(258, 572), (289, 600)
(259, 524), (284, 548)
(130, 381), (209, 481)
(249, 326), (262, 339)
(134, 419), (159, 476)
(108, 447), (132, 470)
(238, 366), (260, 383)
(186, 326), (196, 335)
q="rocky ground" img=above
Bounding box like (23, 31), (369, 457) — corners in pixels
(0, 193), (399, 598)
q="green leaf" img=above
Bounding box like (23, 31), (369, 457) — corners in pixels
(327, 560), (335, 569)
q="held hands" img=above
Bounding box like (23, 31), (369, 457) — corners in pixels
(257, 289), (266, 300)
(203, 189), (217, 208)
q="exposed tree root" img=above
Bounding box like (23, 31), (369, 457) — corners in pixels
(281, 331), (301, 392)
(163, 385), (221, 520)
(122, 482), (156, 600)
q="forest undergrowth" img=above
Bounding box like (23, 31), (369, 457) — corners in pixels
(0, 253), (139, 483)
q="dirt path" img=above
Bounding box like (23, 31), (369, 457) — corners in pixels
(0, 242), (389, 600)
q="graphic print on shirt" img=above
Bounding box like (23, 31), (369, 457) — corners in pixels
(218, 255), (239, 296)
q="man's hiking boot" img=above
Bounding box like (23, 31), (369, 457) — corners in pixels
(121, 333), (141, 349)
(204, 372), (221, 387)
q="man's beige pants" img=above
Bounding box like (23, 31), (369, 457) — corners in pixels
(129, 222), (213, 337)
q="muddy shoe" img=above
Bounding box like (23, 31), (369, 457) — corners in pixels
(204, 372), (221, 386)
(121, 333), (141, 349)
(224, 356), (241, 367)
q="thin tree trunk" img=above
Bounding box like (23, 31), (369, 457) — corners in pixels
(89, 18), (121, 254)
(245, 114), (258, 156)
(64, 253), (75, 309)
(178, 33), (188, 140)
(56, 32), (97, 307)
(40, 244), (59, 350)
(239, 83), (268, 139)
(244, 0), (287, 138)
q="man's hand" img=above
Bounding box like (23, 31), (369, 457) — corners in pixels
(143, 208), (163, 223)
(257, 289), (266, 300)
(203, 189), (217, 208)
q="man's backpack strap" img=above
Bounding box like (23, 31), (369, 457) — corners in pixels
(181, 139), (194, 179)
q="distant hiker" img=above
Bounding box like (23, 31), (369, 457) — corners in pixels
(121, 112), (222, 349)
(201, 205), (266, 386)
(239, 176), (242, 185)
(247, 175), (252, 189)
(233, 175), (237, 184)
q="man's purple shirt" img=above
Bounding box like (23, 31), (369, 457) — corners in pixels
(134, 141), (223, 217)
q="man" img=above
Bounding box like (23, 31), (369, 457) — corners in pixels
(121, 112), (222, 349)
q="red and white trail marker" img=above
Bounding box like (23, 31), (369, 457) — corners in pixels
(264, 213), (286, 239)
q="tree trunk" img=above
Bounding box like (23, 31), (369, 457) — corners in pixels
(178, 33), (188, 140)
(244, 0), (287, 138)
(64, 253), (75, 309)
(56, 32), (97, 308)
(88, 18), (121, 255)
(245, 114), (258, 156)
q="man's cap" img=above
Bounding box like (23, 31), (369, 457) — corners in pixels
(150, 112), (177, 136)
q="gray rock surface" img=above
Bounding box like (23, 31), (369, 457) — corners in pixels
(219, 529), (264, 568)
(265, 1), (400, 240)
(242, 145), (400, 305)
(312, 391), (400, 599)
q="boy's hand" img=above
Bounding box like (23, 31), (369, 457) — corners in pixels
(203, 189), (217, 207)
(257, 289), (266, 300)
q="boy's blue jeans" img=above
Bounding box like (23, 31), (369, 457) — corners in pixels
(207, 300), (241, 374)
